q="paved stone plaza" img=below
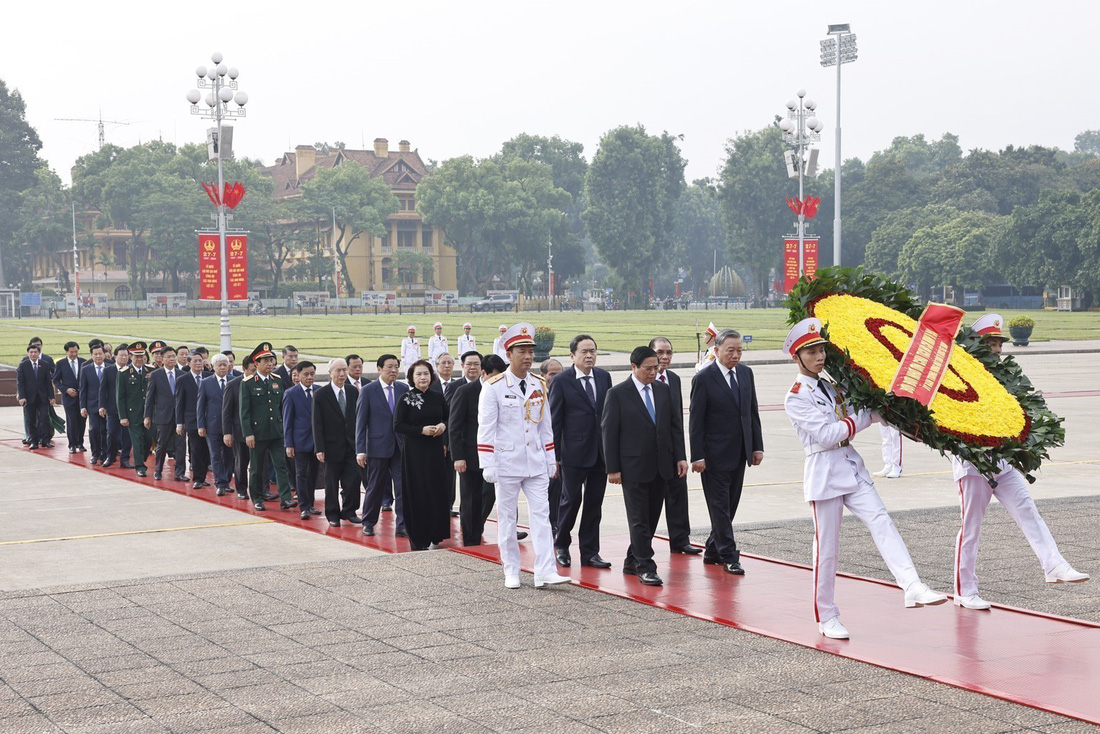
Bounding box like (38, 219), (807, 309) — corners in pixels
(1, 349), (1097, 732)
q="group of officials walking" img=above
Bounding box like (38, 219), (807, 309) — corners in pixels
(14, 314), (1089, 637)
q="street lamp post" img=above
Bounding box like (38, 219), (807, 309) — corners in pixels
(186, 52), (248, 352)
(547, 236), (553, 306)
(779, 89), (822, 277)
(820, 24), (858, 267)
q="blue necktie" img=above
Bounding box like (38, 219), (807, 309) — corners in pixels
(583, 375), (596, 406)
(643, 385), (656, 423)
(168, 370), (175, 394)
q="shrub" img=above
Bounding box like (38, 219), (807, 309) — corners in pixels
(1008, 316), (1035, 328)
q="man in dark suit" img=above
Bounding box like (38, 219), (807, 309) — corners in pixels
(78, 340), (109, 464)
(355, 353), (408, 536)
(549, 334), (614, 570)
(651, 337), (701, 555)
(99, 344), (133, 468)
(198, 354), (234, 495)
(345, 354), (368, 392)
(20, 337), (54, 446)
(176, 352), (211, 489)
(448, 352), (486, 545)
(430, 351), (460, 516)
(222, 355), (255, 499)
(689, 328), (764, 575)
(314, 359), (362, 527)
(273, 345), (298, 389)
(602, 346), (688, 587)
(144, 346), (187, 481)
(284, 361), (322, 520)
(445, 351), (480, 401)
(54, 341), (87, 453)
(16, 342), (54, 449)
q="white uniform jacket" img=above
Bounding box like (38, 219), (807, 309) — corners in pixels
(950, 455), (1012, 482)
(400, 337), (421, 368)
(492, 337), (509, 362)
(783, 373), (874, 502)
(694, 346), (716, 373)
(457, 334), (476, 355)
(476, 370), (555, 478)
(428, 335), (448, 363)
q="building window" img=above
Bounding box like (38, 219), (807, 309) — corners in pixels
(421, 227), (433, 250)
(397, 225), (417, 249)
(114, 285), (131, 300)
(400, 196), (416, 211)
(394, 161), (410, 173)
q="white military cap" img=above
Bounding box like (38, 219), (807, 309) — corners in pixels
(971, 313), (1009, 341)
(501, 322), (537, 351)
(784, 317), (829, 356)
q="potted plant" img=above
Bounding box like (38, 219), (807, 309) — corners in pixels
(1008, 316), (1034, 346)
(534, 326), (556, 360)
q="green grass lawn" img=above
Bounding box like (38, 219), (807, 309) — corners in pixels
(2, 308), (1098, 367)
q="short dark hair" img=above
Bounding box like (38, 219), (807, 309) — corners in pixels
(63, 341), (79, 351)
(570, 334), (597, 353)
(406, 359), (436, 385)
(481, 354), (507, 375)
(194, 346), (209, 357)
(295, 361), (316, 372)
(460, 350), (482, 365)
(345, 354), (363, 366)
(30, 336), (43, 347)
(630, 346), (657, 367)
(90, 343), (104, 354)
(177, 345), (189, 352)
(376, 353), (399, 369)
(161, 346), (177, 356)
(649, 336), (673, 351)
(282, 345), (297, 356)
(27, 343), (40, 353)
(221, 350), (235, 358)
(114, 344), (129, 355)
(716, 329), (742, 346)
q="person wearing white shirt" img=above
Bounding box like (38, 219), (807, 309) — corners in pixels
(457, 323), (476, 356)
(428, 322), (449, 363)
(492, 324), (509, 363)
(400, 327), (421, 373)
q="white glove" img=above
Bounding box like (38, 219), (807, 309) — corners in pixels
(483, 468), (498, 484)
(547, 464), (558, 479)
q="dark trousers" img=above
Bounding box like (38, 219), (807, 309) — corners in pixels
(623, 477), (667, 575)
(206, 434), (234, 488)
(187, 429), (210, 483)
(292, 451), (320, 510)
(232, 437), (249, 493)
(63, 403), (86, 450)
(701, 464), (747, 563)
(23, 401), (49, 445)
(126, 422), (150, 469)
(663, 475), (692, 548)
(153, 424), (187, 477)
(555, 462), (607, 559)
(248, 438), (292, 503)
(362, 453), (403, 527)
(481, 481), (496, 523)
(323, 456), (361, 523)
(106, 414), (132, 463)
(87, 412), (107, 461)
(547, 473), (562, 535)
(459, 468), (485, 546)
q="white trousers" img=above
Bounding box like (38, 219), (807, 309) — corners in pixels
(811, 484), (919, 622)
(496, 474), (556, 579)
(879, 424), (903, 470)
(954, 471), (1066, 596)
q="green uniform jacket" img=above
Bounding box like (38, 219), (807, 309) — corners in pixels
(240, 374), (285, 441)
(116, 364), (152, 422)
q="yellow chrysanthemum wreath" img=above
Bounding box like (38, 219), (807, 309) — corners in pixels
(785, 268), (1063, 481)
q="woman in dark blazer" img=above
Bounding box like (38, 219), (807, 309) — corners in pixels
(394, 360), (451, 550)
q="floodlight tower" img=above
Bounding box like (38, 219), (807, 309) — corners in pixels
(820, 24), (858, 267)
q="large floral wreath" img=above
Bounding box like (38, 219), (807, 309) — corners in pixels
(784, 267), (1064, 482)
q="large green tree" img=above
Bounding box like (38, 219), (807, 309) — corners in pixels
(669, 180), (726, 297)
(0, 80), (44, 286)
(8, 167), (70, 289)
(864, 203), (960, 277)
(897, 210), (1005, 300)
(584, 125), (685, 303)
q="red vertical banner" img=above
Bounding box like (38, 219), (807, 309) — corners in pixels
(226, 234), (248, 301)
(888, 303), (966, 406)
(198, 233), (220, 300)
(804, 238), (819, 277)
(783, 238), (821, 293)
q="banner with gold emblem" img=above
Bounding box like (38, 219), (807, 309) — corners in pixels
(198, 233), (249, 301)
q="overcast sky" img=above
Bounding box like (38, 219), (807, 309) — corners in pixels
(4, 1), (1096, 187)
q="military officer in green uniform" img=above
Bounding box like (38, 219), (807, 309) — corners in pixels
(116, 341), (154, 477)
(240, 342), (297, 512)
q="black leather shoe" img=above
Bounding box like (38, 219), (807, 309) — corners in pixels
(582, 555), (612, 569)
(638, 572), (663, 586)
(329, 519), (341, 527)
(555, 548), (571, 567)
(28, 443), (39, 450)
(362, 525), (375, 536)
(261, 492), (278, 502)
(236, 491), (248, 500)
(622, 562), (637, 575)
(102, 459), (114, 468)
(21, 438), (29, 445)
(280, 500), (298, 510)
(216, 487), (228, 496)
(200, 481), (210, 487)
(42, 442), (55, 448)
(702, 555), (723, 565)
(254, 502), (266, 512)
(516, 531), (528, 540)
(395, 526), (408, 538)
(69, 447), (76, 454)
(120, 461), (134, 469)
(153, 472), (162, 480)
(381, 503), (393, 512)
(191, 482), (204, 489)
(670, 545), (703, 555)
(723, 562), (745, 575)
(175, 475), (188, 482)
(91, 459), (100, 466)
(136, 468), (147, 477)
(449, 510), (460, 517)
(343, 515), (363, 524)
(300, 510), (312, 520)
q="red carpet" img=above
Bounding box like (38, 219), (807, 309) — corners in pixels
(10, 439), (1100, 725)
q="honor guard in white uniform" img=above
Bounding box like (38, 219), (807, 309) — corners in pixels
(783, 318), (946, 639)
(428, 322), (449, 363)
(457, 323), (476, 356)
(694, 322), (719, 372)
(492, 324), (509, 362)
(872, 424), (904, 478)
(950, 313), (1087, 610)
(477, 322), (569, 589)
(400, 326), (421, 373)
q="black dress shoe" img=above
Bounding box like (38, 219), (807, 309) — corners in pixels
(28, 443), (39, 450)
(638, 572), (663, 586)
(90, 459), (100, 466)
(192, 482), (204, 490)
(77, 446), (86, 453)
(582, 555), (612, 569)
(102, 459), (115, 468)
(21, 438), (29, 445)
(120, 462), (134, 469)
(280, 500), (298, 510)
(381, 503), (393, 512)
(516, 531), (528, 540)
(136, 468), (147, 477)
(723, 562), (745, 575)
(42, 442), (55, 449)
(670, 545), (703, 555)
(362, 525), (375, 536)
(254, 502), (266, 512)
(555, 548), (571, 567)
(308, 508), (321, 516)
(343, 515), (363, 524)
(216, 487), (228, 496)
(300, 510), (311, 520)
(395, 527), (408, 538)
(236, 491), (249, 500)
(702, 554), (724, 565)
(175, 475), (188, 482)
(261, 492), (278, 502)
(328, 520), (341, 527)
(622, 562), (637, 575)
(200, 481), (210, 487)
(69, 448), (76, 454)
(449, 510), (460, 517)
(153, 472), (162, 480)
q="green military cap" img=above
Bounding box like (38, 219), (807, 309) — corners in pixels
(149, 340), (167, 354)
(250, 342), (276, 362)
(128, 340), (148, 356)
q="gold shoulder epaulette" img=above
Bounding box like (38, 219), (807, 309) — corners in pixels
(486, 373), (505, 385)
(242, 374), (254, 382)
(119, 365), (131, 373)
